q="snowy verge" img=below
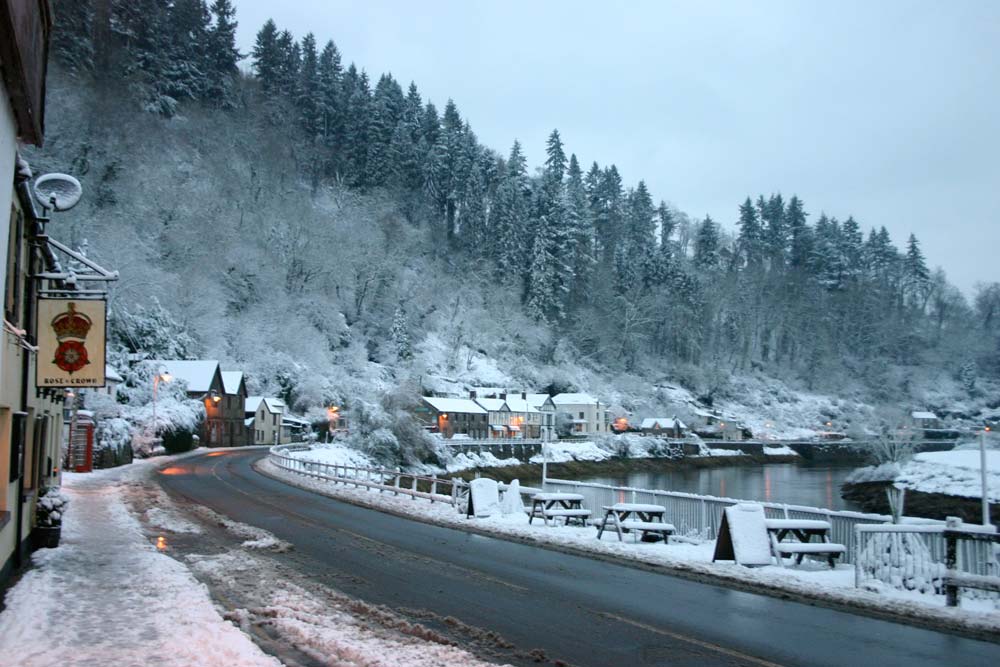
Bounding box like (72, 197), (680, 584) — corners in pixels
(0, 451), (281, 667)
(258, 458), (1000, 639)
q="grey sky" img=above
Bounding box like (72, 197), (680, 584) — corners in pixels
(232, 0), (999, 294)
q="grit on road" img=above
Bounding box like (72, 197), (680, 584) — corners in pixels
(158, 449), (1000, 667)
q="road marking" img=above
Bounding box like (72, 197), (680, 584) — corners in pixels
(594, 610), (785, 667)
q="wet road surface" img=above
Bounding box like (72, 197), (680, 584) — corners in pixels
(158, 449), (1000, 667)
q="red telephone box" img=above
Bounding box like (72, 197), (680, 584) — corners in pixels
(67, 411), (95, 473)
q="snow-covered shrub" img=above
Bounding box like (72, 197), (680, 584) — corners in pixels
(36, 488), (69, 528)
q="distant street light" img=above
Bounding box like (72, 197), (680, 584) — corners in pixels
(982, 426), (992, 527)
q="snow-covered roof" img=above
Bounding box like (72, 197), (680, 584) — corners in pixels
(552, 393), (600, 405)
(220, 371), (245, 395)
(504, 396), (540, 413)
(247, 396), (285, 415)
(640, 417), (687, 430)
(282, 415), (310, 427)
(525, 393), (553, 409)
(244, 417), (254, 427)
(151, 360), (220, 394)
(423, 397), (487, 414)
(105, 364), (124, 383)
(911, 411), (938, 420)
(474, 397), (507, 411)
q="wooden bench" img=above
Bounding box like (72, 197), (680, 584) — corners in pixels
(529, 493), (591, 526)
(597, 504), (675, 544)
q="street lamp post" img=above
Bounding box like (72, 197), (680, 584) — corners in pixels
(981, 426), (992, 527)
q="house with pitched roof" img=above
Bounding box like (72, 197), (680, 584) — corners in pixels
(245, 396), (285, 445)
(552, 393), (610, 435)
(150, 360), (233, 447)
(416, 396), (488, 439)
(219, 371), (248, 447)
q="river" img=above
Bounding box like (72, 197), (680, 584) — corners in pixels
(573, 462), (864, 511)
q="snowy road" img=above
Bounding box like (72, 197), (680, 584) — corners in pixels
(159, 449), (1000, 667)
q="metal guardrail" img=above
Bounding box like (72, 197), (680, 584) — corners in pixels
(268, 445), (542, 509)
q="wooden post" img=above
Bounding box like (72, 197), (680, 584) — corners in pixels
(945, 516), (961, 607)
(431, 479), (437, 502)
(394, 469), (401, 496)
(411, 476), (418, 499)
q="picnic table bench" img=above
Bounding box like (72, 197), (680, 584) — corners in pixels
(596, 503), (675, 544)
(765, 519), (845, 568)
(529, 493), (591, 526)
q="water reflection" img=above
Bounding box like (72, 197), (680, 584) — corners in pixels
(576, 463), (862, 511)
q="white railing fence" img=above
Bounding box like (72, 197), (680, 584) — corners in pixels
(268, 445), (541, 509)
(270, 446), (998, 590)
(541, 477), (996, 569)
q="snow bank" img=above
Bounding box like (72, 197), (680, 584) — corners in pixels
(530, 440), (610, 463)
(445, 451), (522, 472)
(763, 445), (798, 456)
(896, 451), (1000, 502)
(288, 442), (376, 468)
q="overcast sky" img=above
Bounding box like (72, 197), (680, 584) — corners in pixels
(232, 0), (998, 294)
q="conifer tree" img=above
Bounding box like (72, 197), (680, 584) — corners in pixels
(736, 197), (764, 269)
(296, 34), (321, 136)
(205, 0), (240, 106)
(391, 305), (413, 360)
(252, 19), (282, 92)
(694, 216), (720, 269)
(52, 0), (95, 72)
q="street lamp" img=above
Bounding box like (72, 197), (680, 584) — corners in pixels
(982, 426), (992, 527)
(151, 371), (171, 439)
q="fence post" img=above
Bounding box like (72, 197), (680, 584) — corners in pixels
(394, 469), (401, 496)
(945, 516), (961, 607)
(411, 476), (418, 499)
(854, 525), (862, 588)
(431, 479), (438, 502)
(699, 499), (706, 538)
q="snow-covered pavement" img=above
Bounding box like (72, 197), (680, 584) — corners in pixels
(0, 452), (507, 667)
(0, 456), (280, 667)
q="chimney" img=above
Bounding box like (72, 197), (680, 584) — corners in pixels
(470, 390), (477, 399)
(499, 393), (507, 400)
(521, 391), (527, 400)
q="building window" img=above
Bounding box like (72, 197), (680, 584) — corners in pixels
(579, 412), (584, 420)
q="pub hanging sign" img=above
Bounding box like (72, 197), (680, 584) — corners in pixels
(36, 298), (106, 388)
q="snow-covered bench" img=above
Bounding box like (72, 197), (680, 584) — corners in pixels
(596, 504), (675, 544)
(766, 519), (845, 568)
(529, 493), (590, 526)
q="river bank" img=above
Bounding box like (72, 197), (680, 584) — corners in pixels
(842, 480), (1000, 524)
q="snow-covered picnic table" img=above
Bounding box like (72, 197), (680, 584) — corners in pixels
(529, 492), (591, 526)
(596, 503), (675, 544)
(765, 518), (845, 568)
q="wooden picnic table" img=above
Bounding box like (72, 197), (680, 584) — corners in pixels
(529, 493), (591, 526)
(596, 503), (675, 544)
(764, 519), (845, 568)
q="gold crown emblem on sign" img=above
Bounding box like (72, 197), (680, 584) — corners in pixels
(51, 302), (92, 341)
